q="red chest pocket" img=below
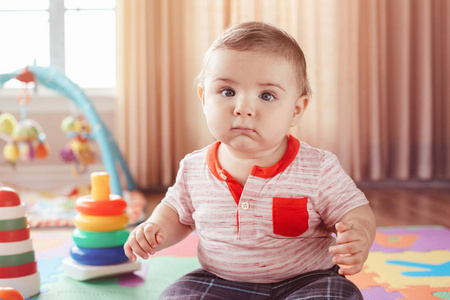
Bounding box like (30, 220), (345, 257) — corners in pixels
(272, 197), (309, 237)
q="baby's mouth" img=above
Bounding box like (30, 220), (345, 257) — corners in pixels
(231, 127), (256, 133)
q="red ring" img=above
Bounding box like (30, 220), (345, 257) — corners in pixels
(0, 226), (30, 242)
(75, 194), (127, 216)
(0, 261), (37, 278)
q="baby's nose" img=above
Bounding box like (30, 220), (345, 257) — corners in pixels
(233, 99), (255, 117)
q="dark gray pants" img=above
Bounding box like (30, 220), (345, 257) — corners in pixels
(159, 266), (363, 300)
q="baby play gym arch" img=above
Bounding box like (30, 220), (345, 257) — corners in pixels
(0, 65), (136, 195)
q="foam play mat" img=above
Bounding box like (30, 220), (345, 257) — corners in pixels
(26, 226), (449, 299)
(349, 226), (450, 299)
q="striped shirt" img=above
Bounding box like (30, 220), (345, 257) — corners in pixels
(162, 135), (368, 283)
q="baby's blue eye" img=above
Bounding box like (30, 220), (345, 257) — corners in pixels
(221, 89), (235, 97)
(260, 92), (275, 101)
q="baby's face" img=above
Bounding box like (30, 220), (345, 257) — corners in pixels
(199, 49), (307, 157)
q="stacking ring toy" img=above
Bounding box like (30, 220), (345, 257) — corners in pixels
(0, 226), (30, 243)
(70, 246), (128, 266)
(0, 187), (21, 207)
(74, 213), (129, 232)
(72, 228), (129, 248)
(0, 239), (32, 255)
(0, 251), (35, 267)
(0, 204), (26, 220)
(0, 217), (27, 231)
(74, 194), (127, 216)
(0, 272), (40, 299)
(0, 261), (37, 279)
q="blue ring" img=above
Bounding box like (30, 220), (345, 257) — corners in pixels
(70, 245), (129, 266)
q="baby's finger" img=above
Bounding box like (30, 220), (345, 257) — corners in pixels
(136, 226), (157, 256)
(143, 223), (161, 249)
(329, 241), (359, 256)
(332, 252), (362, 266)
(156, 233), (165, 245)
(335, 222), (353, 234)
(125, 231), (149, 260)
(123, 242), (136, 261)
(335, 223), (361, 245)
(337, 263), (363, 276)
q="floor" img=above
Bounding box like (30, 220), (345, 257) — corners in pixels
(361, 187), (450, 227)
(145, 187), (450, 228)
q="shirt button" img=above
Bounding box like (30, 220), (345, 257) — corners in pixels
(220, 172), (227, 180)
(241, 202), (249, 210)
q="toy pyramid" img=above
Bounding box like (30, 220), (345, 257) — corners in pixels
(0, 187), (40, 298)
(62, 172), (141, 280)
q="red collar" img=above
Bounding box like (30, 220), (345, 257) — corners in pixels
(207, 134), (300, 182)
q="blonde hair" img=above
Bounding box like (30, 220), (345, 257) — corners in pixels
(197, 21), (311, 97)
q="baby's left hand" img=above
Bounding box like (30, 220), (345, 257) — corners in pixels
(329, 222), (371, 276)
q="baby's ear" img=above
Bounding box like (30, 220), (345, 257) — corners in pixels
(197, 85), (205, 107)
(291, 96), (309, 127)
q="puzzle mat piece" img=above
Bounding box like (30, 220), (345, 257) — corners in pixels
(387, 260), (449, 277)
(360, 286), (405, 300)
(37, 258), (64, 285)
(364, 250), (450, 289)
(360, 285), (450, 300)
(372, 226), (450, 253)
(348, 265), (387, 290)
(375, 232), (419, 250)
(433, 291), (450, 300)
(393, 285), (450, 300)
(28, 256), (201, 300)
(117, 263), (149, 287)
(26, 257), (65, 297)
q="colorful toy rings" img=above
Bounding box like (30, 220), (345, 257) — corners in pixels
(0, 261), (37, 279)
(74, 213), (129, 232)
(0, 226), (30, 242)
(0, 251), (35, 267)
(0, 204), (26, 220)
(0, 217), (27, 231)
(70, 246), (129, 266)
(72, 228), (130, 248)
(74, 194), (127, 216)
(0, 239), (32, 255)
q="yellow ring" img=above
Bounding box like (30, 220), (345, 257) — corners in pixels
(74, 213), (129, 232)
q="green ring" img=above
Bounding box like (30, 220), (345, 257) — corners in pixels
(0, 217), (27, 231)
(72, 228), (130, 249)
(0, 251), (35, 267)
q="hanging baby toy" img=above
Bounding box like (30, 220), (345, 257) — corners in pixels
(60, 114), (96, 176)
(1, 67), (50, 165)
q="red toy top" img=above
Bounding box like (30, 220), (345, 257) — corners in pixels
(0, 187), (21, 207)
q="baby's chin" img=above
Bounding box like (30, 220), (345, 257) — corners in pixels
(223, 137), (273, 156)
(225, 134), (259, 148)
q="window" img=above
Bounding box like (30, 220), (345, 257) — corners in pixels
(0, 0), (116, 89)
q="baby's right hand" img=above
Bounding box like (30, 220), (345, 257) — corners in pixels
(124, 221), (165, 261)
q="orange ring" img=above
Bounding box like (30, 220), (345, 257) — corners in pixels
(0, 287), (24, 300)
(74, 195), (127, 216)
(0, 226), (30, 243)
(0, 261), (37, 279)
